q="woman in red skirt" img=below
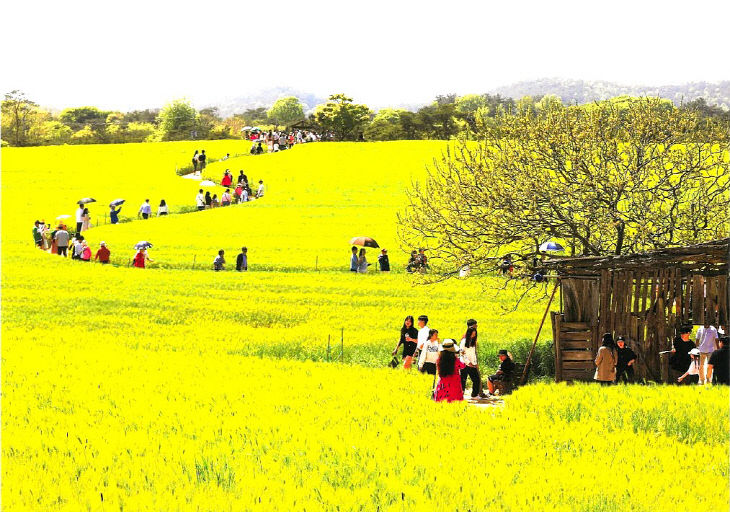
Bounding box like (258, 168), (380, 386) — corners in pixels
(434, 340), (465, 402)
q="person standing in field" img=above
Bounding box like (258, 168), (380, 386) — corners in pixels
(213, 250), (225, 271)
(81, 208), (92, 232)
(236, 247), (248, 271)
(350, 246), (358, 272)
(677, 348), (702, 384)
(392, 315), (418, 369)
(238, 171), (247, 186)
(434, 340), (465, 402)
(460, 324), (481, 399)
(94, 242), (110, 264)
(594, 333), (617, 385)
(196, 189), (205, 211)
(211, 194), (219, 208)
(198, 150), (207, 170)
(157, 199), (168, 216)
(138, 199), (152, 219)
(72, 235), (85, 260)
(415, 315), (430, 357)
(418, 328), (441, 375)
(357, 248), (370, 273)
(707, 336), (729, 385)
(32, 220), (43, 248)
(54, 225), (70, 257)
(378, 249), (390, 272)
(109, 204), (122, 224)
(222, 170), (232, 187)
(75, 204), (84, 235)
(670, 325), (695, 383)
(192, 150), (199, 173)
(696, 322), (719, 384)
(133, 249), (152, 268)
(615, 336), (636, 384)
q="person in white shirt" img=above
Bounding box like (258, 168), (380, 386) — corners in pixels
(696, 323), (719, 384)
(195, 189), (205, 211)
(418, 328), (441, 375)
(256, 180), (265, 198)
(678, 348), (702, 384)
(157, 199), (169, 216)
(460, 320), (481, 398)
(75, 204), (85, 235)
(416, 315), (430, 355)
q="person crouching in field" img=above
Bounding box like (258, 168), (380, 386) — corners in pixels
(418, 329), (440, 375)
(677, 348), (702, 385)
(486, 350), (515, 395)
(392, 315), (418, 369)
(594, 333), (617, 385)
(434, 340), (465, 402)
(95, 242), (110, 264)
(213, 250), (225, 271)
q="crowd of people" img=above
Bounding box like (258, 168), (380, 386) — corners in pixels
(391, 316), (515, 402)
(593, 324), (728, 385)
(246, 129), (326, 155)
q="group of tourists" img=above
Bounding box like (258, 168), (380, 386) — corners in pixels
(33, 220), (112, 263)
(246, 129), (324, 155)
(406, 249), (429, 273)
(391, 316), (515, 402)
(593, 324), (729, 385)
(349, 247), (390, 273)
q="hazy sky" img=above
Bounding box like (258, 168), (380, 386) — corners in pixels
(2, 0), (728, 111)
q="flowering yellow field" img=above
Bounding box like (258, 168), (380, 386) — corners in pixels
(2, 141), (728, 510)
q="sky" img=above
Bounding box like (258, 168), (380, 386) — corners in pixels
(2, 0), (728, 111)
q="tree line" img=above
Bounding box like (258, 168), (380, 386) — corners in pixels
(2, 89), (729, 147)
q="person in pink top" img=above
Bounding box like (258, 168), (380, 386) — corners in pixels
(434, 340), (465, 402)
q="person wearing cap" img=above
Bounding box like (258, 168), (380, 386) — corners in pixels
(695, 322), (719, 384)
(707, 336), (729, 385)
(486, 349), (516, 395)
(615, 336), (636, 384)
(378, 249), (390, 272)
(594, 333), (617, 385)
(95, 242), (110, 264)
(434, 340), (466, 402)
(677, 348), (702, 384)
(670, 325), (695, 383)
(32, 220), (43, 248)
(417, 328), (440, 375)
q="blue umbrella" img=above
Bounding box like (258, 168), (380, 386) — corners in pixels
(134, 241), (153, 250)
(539, 241), (564, 252)
(110, 198), (125, 207)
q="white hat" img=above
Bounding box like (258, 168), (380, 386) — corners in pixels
(689, 348), (701, 356)
(100, 241), (106, 246)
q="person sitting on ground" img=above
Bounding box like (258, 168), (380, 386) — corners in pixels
(133, 249), (152, 268)
(350, 246), (358, 272)
(138, 199), (152, 219)
(378, 249), (390, 272)
(236, 247), (248, 271)
(615, 336), (636, 384)
(211, 194), (219, 208)
(678, 348), (702, 385)
(256, 180), (265, 198)
(670, 325), (695, 383)
(406, 250), (418, 273)
(110, 204), (122, 224)
(417, 328), (441, 375)
(357, 248), (369, 273)
(32, 220), (43, 248)
(221, 189), (232, 206)
(54, 225), (70, 257)
(416, 248), (428, 272)
(594, 332), (617, 385)
(486, 349), (516, 395)
(196, 189), (205, 211)
(434, 340), (466, 402)
(255, 142), (263, 154)
(204, 191), (212, 209)
(72, 235), (84, 260)
(95, 241), (110, 264)
(80, 241), (92, 262)
(222, 170), (232, 187)
(708, 336), (729, 385)
(157, 199), (168, 216)
(500, 256), (513, 275)
(213, 250), (225, 271)
(222, 153), (230, 161)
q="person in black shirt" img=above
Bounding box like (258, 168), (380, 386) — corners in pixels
(615, 336), (637, 384)
(198, 149), (206, 170)
(235, 247), (248, 272)
(670, 325), (695, 384)
(392, 315), (418, 369)
(378, 249), (390, 272)
(708, 336), (729, 385)
(487, 349), (515, 395)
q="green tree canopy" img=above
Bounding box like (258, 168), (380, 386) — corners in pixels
(156, 99), (198, 141)
(364, 109), (406, 141)
(313, 94), (371, 141)
(267, 97), (304, 126)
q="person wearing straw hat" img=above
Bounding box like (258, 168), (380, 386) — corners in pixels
(677, 348), (702, 385)
(433, 340), (465, 402)
(486, 349), (516, 395)
(95, 242), (110, 264)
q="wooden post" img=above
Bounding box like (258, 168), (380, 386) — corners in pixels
(315, 255), (318, 271)
(521, 279), (560, 385)
(327, 335), (331, 362)
(340, 328), (344, 362)
(192, 255), (196, 270)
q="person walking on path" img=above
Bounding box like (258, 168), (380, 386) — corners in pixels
(198, 150), (207, 170)
(75, 204), (84, 235)
(594, 333), (617, 385)
(708, 336), (729, 385)
(95, 242), (110, 263)
(460, 324), (481, 398)
(196, 189), (205, 211)
(615, 336), (637, 384)
(349, 246), (358, 272)
(392, 315), (418, 369)
(54, 226), (70, 257)
(378, 249), (390, 272)
(670, 325), (695, 383)
(418, 329), (441, 375)
(157, 199), (169, 216)
(696, 323), (719, 384)
(133, 249), (152, 268)
(213, 250), (225, 271)
(110, 204), (122, 224)
(357, 248), (370, 273)
(192, 150), (199, 173)
(32, 221), (43, 248)
(677, 348), (702, 385)
(236, 247), (248, 271)
(81, 208), (92, 231)
(138, 199), (152, 219)
(434, 340), (465, 402)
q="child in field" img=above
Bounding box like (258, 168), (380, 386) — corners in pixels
(418, 329), (440, 375)
(677, 348), (702, 385)
(434, 340), (465, 402)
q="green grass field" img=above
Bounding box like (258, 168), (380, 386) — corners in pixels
(2, 140), (728, 511)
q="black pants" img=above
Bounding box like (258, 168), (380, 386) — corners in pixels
(142, 213), (149, 219)
(616, 366), (634, 384)
(57, 246), (67, 257)
(461, 366), (481, 397)
(76, 222), (82, 234)
(420, 362), (436, 375)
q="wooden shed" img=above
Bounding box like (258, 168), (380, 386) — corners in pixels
(542, 239), (729, 382)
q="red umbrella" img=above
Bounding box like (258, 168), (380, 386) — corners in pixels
(350, 236), (380, 248)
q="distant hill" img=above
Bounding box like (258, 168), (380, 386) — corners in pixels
(208, 87), (327, 117)
(491, 79), (730, 110)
